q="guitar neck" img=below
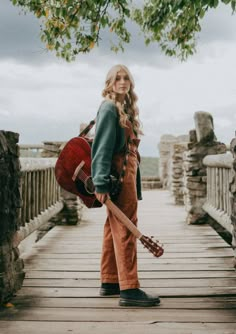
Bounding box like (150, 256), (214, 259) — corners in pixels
(105, 198), (142, 239)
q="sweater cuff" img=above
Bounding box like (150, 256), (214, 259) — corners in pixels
(95, 184), (110, 194)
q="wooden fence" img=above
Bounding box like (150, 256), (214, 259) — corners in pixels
(19, 144), (44, 157)
(13, 158), (63, 247)
(203, 153), (233, 235)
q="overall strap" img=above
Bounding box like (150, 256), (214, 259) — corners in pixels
(118, 136), (131, 183)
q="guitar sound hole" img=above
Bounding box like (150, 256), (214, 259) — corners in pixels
(85, 177), (95, 194)
(75, 179), (94, 197)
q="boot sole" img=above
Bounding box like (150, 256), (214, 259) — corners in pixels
(99, 289), (120, 296)
(119, 298), (160, 307)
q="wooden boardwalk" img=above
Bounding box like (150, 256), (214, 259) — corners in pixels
(1, 190), (236, 334)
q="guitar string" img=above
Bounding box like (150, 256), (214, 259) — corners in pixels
(75, 168), (88, 182)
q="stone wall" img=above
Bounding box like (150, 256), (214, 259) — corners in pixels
(183, 112), (227, 224)
(171, 143), (189, 205)
(159, 112), (228, 225)
(158, 134), (189, 189)
(0, 131), (25, 304)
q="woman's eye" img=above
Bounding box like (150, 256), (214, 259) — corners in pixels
(116, 76), (129, 81)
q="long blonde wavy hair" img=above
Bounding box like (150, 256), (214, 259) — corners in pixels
(102, 64), (142, 136)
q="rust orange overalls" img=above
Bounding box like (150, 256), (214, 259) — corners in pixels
(100, 119), (140, 290)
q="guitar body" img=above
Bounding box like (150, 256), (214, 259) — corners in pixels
(55, 137), (102, 208)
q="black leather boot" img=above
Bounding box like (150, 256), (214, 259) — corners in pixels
(119, 288), (160, 307)
(100, 283), (120, 296)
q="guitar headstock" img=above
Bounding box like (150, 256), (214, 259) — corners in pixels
(140, 235), (164, 258)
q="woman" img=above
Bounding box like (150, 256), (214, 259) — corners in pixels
(92, 64), (160, 307)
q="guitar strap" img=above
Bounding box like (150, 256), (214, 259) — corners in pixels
(78, 119), (96, 137)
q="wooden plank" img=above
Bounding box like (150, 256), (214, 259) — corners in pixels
(1, 307), (236, 322)
(11, 296), (236, 309)
(16, 286), (236, 297)
(25, 270), (236, 279)
(36, 240), (229, 246)
(22, 278), (236, 288)
(1, 321), (236, 334)
(30, 247), (232, 255)
(23, 251), (234, 259)
(23, 257), (234, 265)
(23, 264), (235, 271)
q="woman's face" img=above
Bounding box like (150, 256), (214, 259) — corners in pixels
(113, 70), (131, 97)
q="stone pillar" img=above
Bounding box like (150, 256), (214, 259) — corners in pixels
(183, 112), (227, 224)
(37, 141), (84, 240)
(158, 134), (189, 189)
(158, 135), (177, 189)
(229, 137), (236, 268)
(0, 131), (25, 304)
(171, 143), (188, 205)
(41, 141), (65, 158)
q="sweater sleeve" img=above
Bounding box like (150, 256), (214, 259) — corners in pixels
(91, 101), (118, 193)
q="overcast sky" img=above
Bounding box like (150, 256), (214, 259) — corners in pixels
(1, 1), (236, 156)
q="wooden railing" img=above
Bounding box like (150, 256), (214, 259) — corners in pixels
(13, 158), (63, 247)
(203, 153), (233, 235)
(19, 144), (44, 157)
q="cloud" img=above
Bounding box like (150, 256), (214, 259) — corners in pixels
(1, 0), (236, 67)
(1, 1), (236, 156)
(199, 3), (236, 44)
(0, 1), (47, 62)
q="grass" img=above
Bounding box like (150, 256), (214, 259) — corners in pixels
(139, 157), (159, 178)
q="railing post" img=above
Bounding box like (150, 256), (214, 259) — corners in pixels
(229, 137), (236, 268)
(183, 112), (227, 224)
(36, 141), (84, 240)
(0, 131), (25, 304)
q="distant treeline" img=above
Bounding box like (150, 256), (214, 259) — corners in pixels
(139, 157), (159, 178)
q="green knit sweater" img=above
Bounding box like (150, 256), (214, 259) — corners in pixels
(91, 100), (142, 199)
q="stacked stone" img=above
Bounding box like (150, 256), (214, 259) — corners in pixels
(158, 134), (189, 190)
(37, 140), (85, 241)
(171, 143), (188, 205)
(141, 177), (162, 190)
(158, 135), (177, 189)
(183, 112), (227, 224)
(41, 141), (65, 157)
(0, 131), (25, 304)
(229, 137), (236, 268)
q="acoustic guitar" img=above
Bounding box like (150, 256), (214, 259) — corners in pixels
(55, 136), (102, 208)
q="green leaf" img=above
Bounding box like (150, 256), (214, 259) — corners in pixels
(10, 0), (236, 62)
(231, 0), (236, 11)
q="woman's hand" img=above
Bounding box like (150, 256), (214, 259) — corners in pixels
(95, 192), (109, 204)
